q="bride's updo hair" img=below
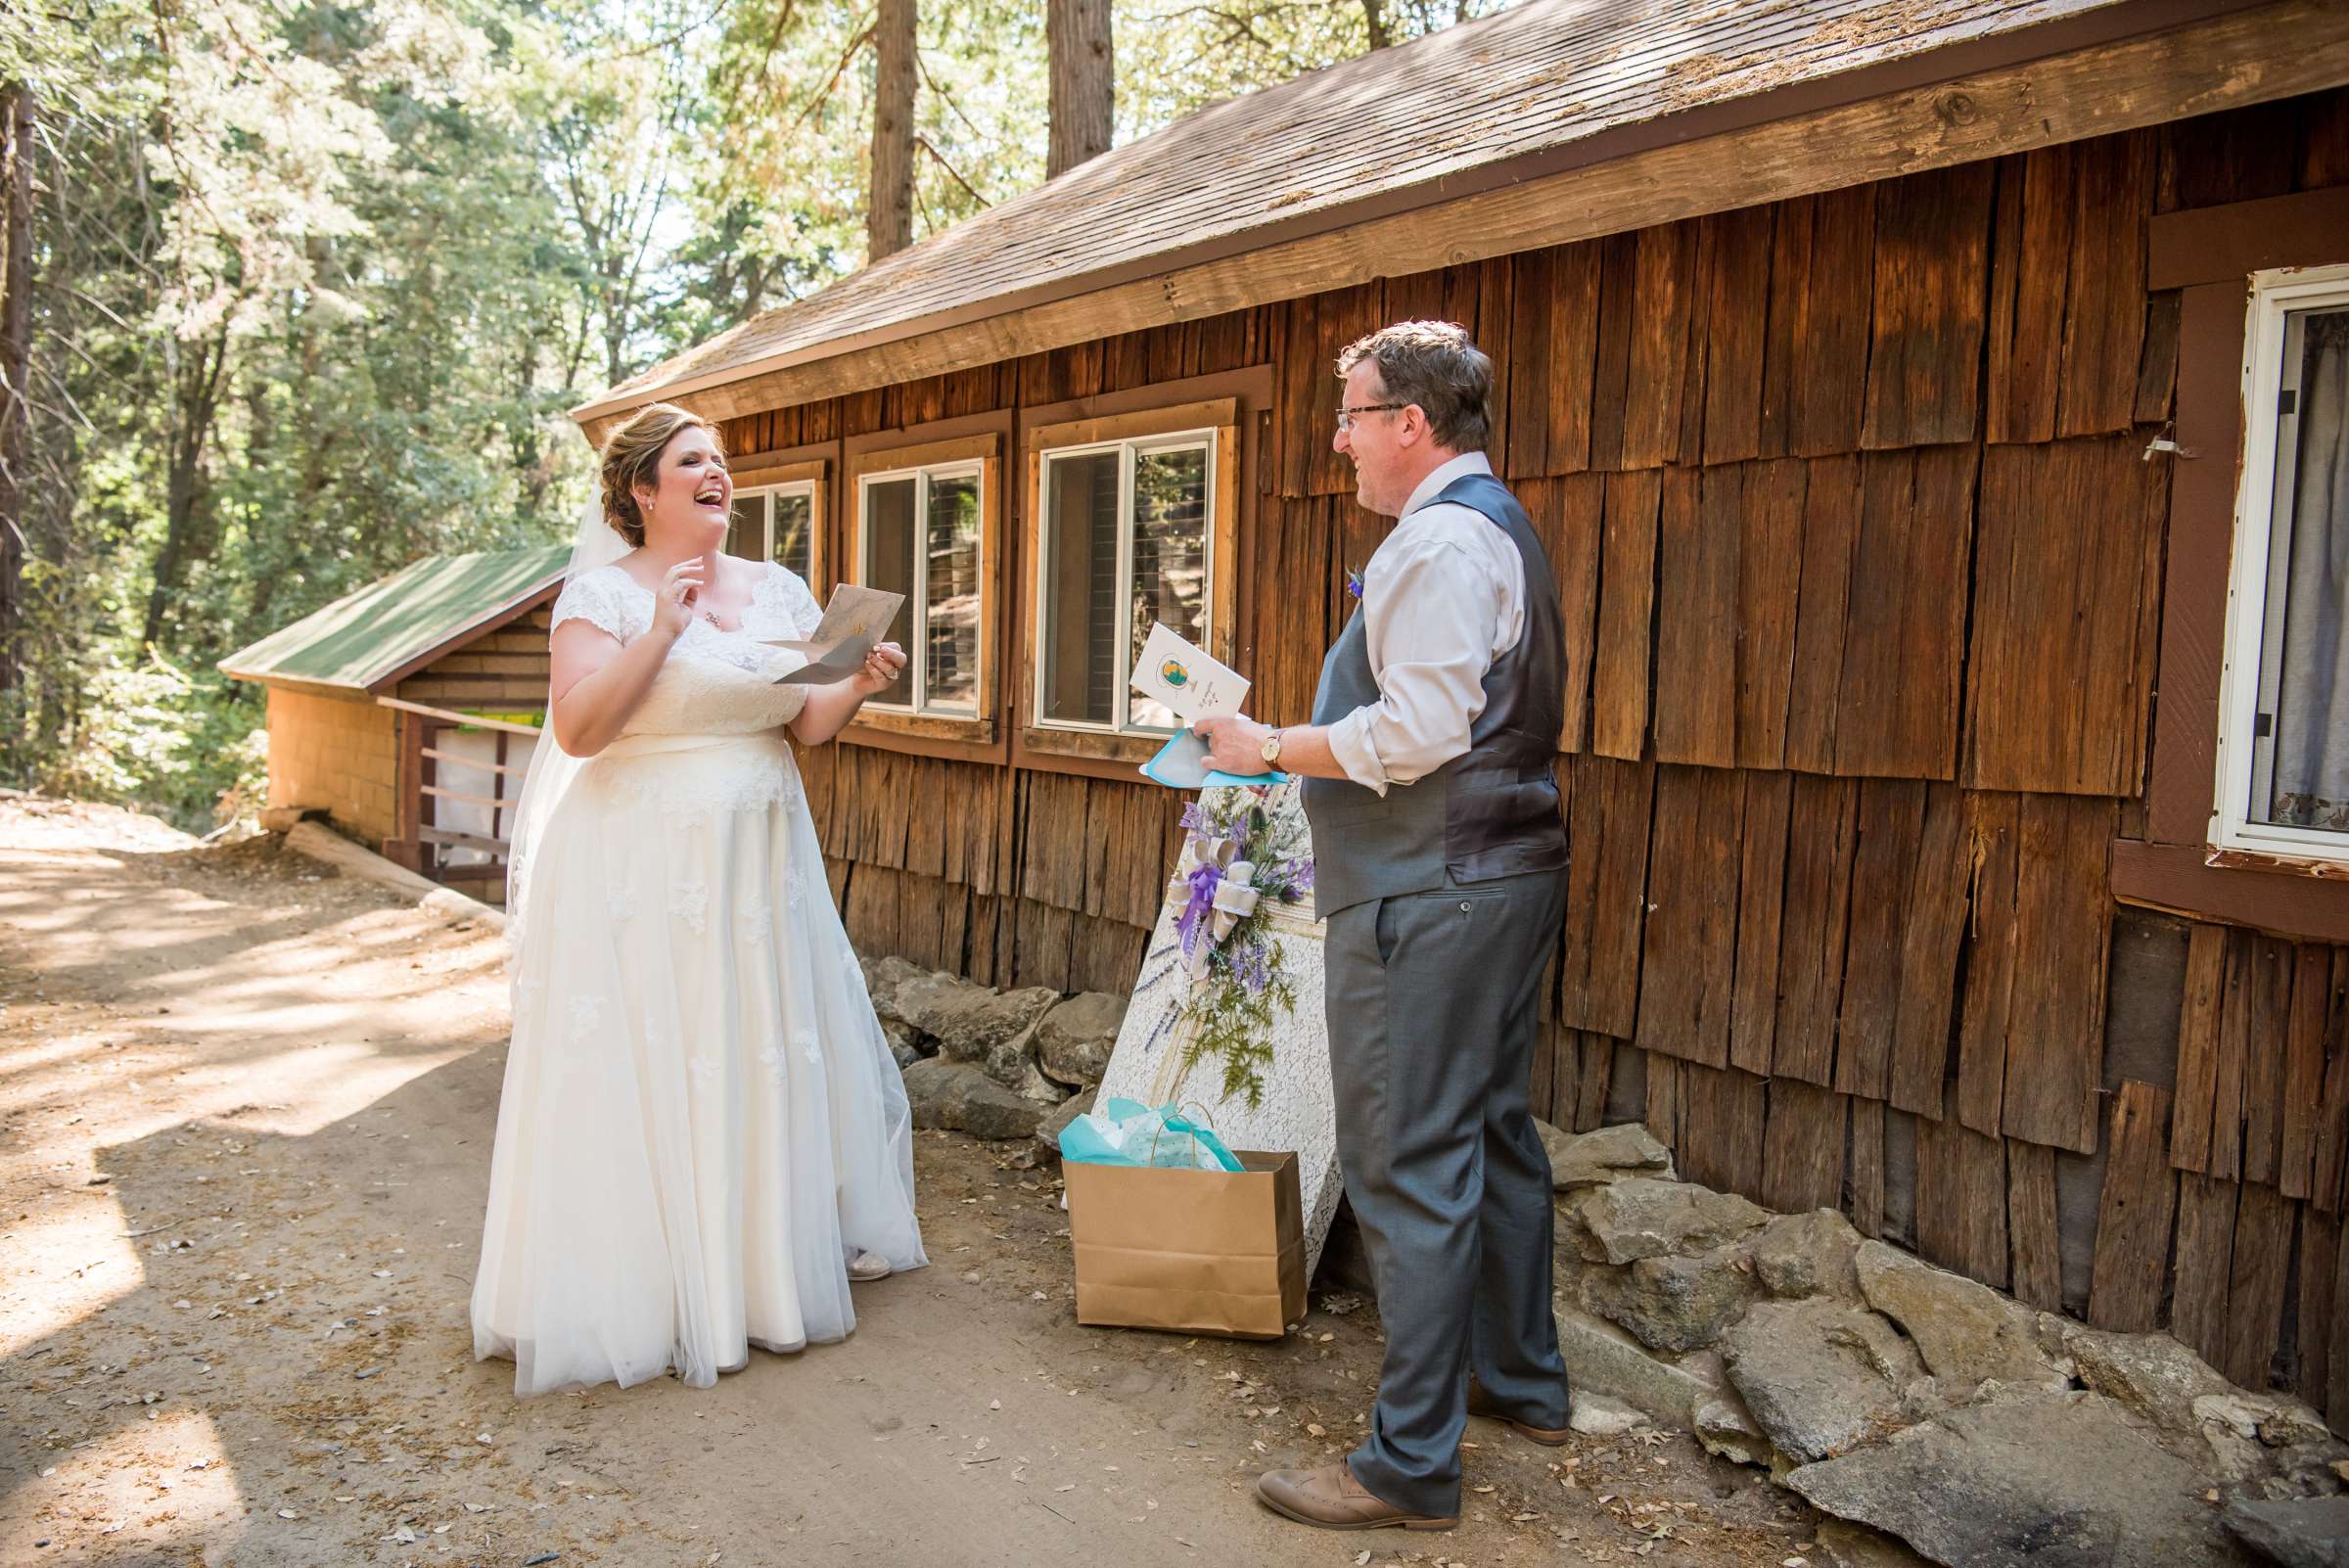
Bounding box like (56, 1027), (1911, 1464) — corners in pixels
(598, 402), (722, 547)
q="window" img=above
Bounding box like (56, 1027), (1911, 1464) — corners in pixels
(859, 462), (985, 716)
(725, 481), (818, 578)
(1035, 432), (1216, 734)
(2217, 263), (2349, 863)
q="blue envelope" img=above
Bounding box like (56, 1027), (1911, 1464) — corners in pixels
(1140, 729), (1292, 790)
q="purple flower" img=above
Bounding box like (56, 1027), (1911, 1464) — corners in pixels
(1345, 566), (1364, 601)
(1227, 939), (1273, 996)
(1178, 802), (1213, 836)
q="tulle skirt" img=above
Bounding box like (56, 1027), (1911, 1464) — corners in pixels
(471, 730), (926, 1395)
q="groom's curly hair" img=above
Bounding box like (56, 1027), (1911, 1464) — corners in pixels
(1335, 320), (1493, 453)
(599, 402), (724, 547)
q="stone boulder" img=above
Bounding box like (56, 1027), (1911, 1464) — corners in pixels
(1567, 1392), (1645, 1437)
(1693, 1389), (1780, 1469)
(1815, 1519), (1939, 1568)
(1853, 1240), (2063, 1394)
(1032, 1088), (1098, 1166)
(1541, 1120), (1676, 1190)
(1787, 1390), (2258, 1568)
(984, 1032), (1071, 1104)
(1722, 1298), (1924, 1464)
(1551, 1299), (1727, 1431)
(1582, 1245), (1756, 1353)
(2222, 1497), (2349, 1568)
(1035, 992), (1127, 1088)
(864, 956), (961, 1032)
(1750, 1208), (1863, 1301)
(879, 1016), (923, 1070)
(922, 984), (1058, 1065)
(1571, 1177), (1768, 1266)
(900, 1059), (1047, 1140)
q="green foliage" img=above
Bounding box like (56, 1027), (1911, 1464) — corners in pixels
(1, 0), (1507, 831)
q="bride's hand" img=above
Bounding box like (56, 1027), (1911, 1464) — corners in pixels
(852, 642), (906, 697)
(652, 557), (705, 641)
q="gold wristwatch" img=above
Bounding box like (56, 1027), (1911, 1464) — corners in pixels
(1260, 727), (1285, 767)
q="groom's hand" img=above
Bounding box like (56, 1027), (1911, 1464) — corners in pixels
(1193, 714), (1270, 776)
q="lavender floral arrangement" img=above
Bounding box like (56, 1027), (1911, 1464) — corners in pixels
(1134, 786), (1313, 1108)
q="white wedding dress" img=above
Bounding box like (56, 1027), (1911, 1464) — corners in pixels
(471, 560), (926, 1396)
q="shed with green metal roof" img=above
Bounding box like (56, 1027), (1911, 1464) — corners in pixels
(220, 547), (566, 902)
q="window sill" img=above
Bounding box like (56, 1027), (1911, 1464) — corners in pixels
(2206, 845), (2349, 881)
(850, 708), (995, 745)
(1019, 726), (1168, 766)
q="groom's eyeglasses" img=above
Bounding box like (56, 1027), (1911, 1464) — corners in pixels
(1334, 403), (1405, 433)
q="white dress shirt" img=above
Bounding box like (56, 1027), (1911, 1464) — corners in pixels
(1323, 451), (1527, 795)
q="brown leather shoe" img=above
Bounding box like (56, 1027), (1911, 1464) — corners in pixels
(1466, 1384), (1575, 1446)
(1253, 1461), (1457, 1532)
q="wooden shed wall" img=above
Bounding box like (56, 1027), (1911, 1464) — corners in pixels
(264, 687), (399, 846)
(730, 88), (2349, 1419)
(392, 605), (555, 713)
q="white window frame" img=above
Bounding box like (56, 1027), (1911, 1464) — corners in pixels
(730, 478), (818, 576)
(858, 460), (985, 717)
(2214, 261), (2349, 863)
(1030, 428), (1219, 737)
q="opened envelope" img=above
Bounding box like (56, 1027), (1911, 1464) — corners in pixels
(761, 583), (906, 685)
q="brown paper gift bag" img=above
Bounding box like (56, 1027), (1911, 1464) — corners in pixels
(1065, 1150), (1308, 1340)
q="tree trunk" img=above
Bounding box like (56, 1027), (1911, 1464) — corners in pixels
(1361, 0), (1391, 50)
(0, 84), (34, 695)
(143, 329), (228, 650)
(867, 0), (917, 262)
(1046, 0), (1113, 180)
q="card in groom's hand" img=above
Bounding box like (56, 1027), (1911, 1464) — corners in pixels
(1129, 623), (1247, 722)
(759, 583), (905, 685)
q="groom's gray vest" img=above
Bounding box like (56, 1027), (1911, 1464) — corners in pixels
(1300, 470), (1568, 916)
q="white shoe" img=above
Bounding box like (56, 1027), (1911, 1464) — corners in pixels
(848, 1250), (893, 1282)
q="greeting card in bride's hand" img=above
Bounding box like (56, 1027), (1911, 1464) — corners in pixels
(760, 583), (906, 685)
(1130, 623), (1246, 722)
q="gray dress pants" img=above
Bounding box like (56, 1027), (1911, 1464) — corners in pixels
(1320, 867), (1572, 1517)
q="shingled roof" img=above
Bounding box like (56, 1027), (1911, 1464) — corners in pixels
(574, 0), (2241, 426)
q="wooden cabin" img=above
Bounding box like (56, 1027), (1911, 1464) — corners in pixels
(219, 547), (565, 905)
(573, 0), (2349, 1425)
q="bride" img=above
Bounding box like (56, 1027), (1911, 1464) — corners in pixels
(472, 401), (926, 1396)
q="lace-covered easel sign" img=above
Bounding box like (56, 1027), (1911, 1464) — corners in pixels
(1094, 779), (1342, 1277)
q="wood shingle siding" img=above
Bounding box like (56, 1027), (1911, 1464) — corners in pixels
(650, 78), (2349, 1431)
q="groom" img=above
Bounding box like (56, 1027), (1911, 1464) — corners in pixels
(1195, 319), (1574, 1532)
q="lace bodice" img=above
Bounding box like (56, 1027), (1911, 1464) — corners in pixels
(551, 561), (822, 737)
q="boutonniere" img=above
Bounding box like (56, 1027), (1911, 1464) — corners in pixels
(1344, 566), (1364, 601)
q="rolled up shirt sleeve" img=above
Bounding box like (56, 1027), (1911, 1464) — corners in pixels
(1323, 532), (1508, 795)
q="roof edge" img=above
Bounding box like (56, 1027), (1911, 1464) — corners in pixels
(573, 0), (2270, 429)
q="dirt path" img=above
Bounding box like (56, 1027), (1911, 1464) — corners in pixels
(0, 798), (1817, 1568)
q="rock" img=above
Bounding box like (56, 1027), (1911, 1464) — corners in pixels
(1693, 1390), (1779, 1468)
(1853, 1240), (2062, 1394)
(1035, 992), (1126, 1087)
(981, 1028), (1069, 1103)
(1541, 1120), (1676, 1190)
(1787, 1390), (2258, 1568)
(1552, 1300), (1724, 1430)
(866, 957), (963, 1033)
(2058, 1320), (2234, 1436)
(1572, 1177), (1768, 1266)
(2224, 1497), (2349, 1567)
(879, 1017), (923, 1070)
(1581, 1246), (1755, 1352)
(1814, 1519), (1940, 1568)
(1722, 1298), (1923, 1464)
(1567, 1392), (1645, 1437)
(1751, 1209), (1863, 1301)
(1032, 1088), (1098, 1165)
(899, 1060), (1047, 1140)
(923, 984), (1058, 1065)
